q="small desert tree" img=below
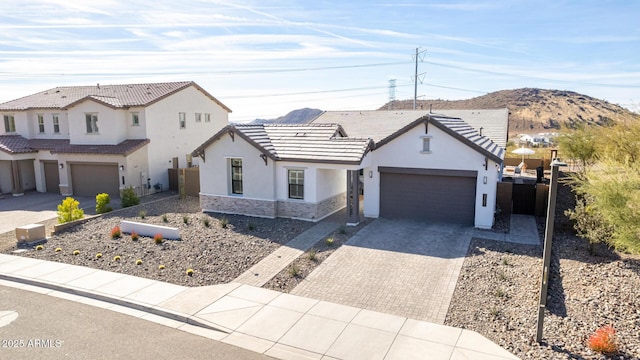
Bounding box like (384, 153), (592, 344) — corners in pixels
(57, 197), (84, 224)
(556, 125), (598, 176)
(121, 186), (140, 208)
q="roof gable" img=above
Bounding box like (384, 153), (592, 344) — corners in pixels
(0, 81), (231, 112)
(192, 124), (373, 165)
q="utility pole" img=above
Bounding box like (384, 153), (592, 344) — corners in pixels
(412, 47), (427, 109)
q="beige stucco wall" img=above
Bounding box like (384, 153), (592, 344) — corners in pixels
(0, 161), (12, 193)
(67, 101), (126, 145)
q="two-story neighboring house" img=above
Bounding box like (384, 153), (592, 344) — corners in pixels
(0, 81), (231, 197)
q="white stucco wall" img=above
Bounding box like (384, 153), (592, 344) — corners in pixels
(199, 133), (276, 200)
(25, 111), (71, 139)
(363, 124), (500, 228)
(123, 145), (150, 191)
(125, 107), (147, 140)
(145, 85), (229, 190)
(67, 101), (126, 145)
(316, 168), (346, 201)
(1, 112), (28, 137)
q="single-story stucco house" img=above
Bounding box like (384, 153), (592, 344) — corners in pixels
(193, 109), (507, 229)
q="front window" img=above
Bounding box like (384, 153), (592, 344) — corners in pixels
(179, 112), (186, 129)
(85, 113), (99, 133)
(195, 113), (201, 122)
(204, 113), (211, 122)
(4, 115), (15, 133)
(131, 112), (139, 126)
(37, 114), (45, 133)
(52, 114), (60, 133)
(422, 137), (431, 153)
(231, 159), (243, 194)
(288, 169), (304, 199)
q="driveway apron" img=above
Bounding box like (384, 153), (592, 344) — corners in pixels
(291, 218), (473, 324)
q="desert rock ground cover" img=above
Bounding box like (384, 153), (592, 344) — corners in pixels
(6, 196), (313, 286)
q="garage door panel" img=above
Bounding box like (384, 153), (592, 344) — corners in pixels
(43, 161), (59, 193)
(71, 164), (119, 198)
(380, 172), (475, 225)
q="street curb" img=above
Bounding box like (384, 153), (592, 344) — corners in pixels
(0, 273), (230, 334)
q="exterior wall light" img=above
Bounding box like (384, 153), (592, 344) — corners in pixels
(120, 165), (125, 171)
(368, 170), (373, 178)
(59, 163), (64, 169)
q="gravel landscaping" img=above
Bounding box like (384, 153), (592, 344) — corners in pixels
(445, 181), (640, 359)
(5, 196), (313, 286)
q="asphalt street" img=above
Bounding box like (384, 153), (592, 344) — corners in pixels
(0, 285), (272, 360)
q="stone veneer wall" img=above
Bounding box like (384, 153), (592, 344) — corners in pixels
(277, 192), (346, 221)
(200, 194), (277, 218)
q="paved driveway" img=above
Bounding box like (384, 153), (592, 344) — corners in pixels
(0, 192), (95, 234)
(291, 218), (473, 324)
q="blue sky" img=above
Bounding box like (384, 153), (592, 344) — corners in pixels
(1, 1), (639, 122)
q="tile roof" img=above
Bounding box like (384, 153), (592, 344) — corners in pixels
(193, 124), (373, 164)
(312, 110), (504, 163)
(0, 81), (231, 112)
(429, 109), (509, 148)
(0, 135), (149, 156)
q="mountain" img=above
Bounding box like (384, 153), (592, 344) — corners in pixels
(251, 108), (323, 125)
(380, 88), (640, 133)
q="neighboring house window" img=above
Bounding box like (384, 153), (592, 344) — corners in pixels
(204, 113), (211, 122)
(131, 112), (139, 126)
(231, 159), (243, 194)
(3, 115), (15, 133)
(37, 114), (45, 133)
(85, 113), (99, 133)
(52, 114), (60, 134)
(179, 112), (186, 129)
(421, 136), (431, 153)
(288, 169), (304, 199)
(195, 113), (202, 122)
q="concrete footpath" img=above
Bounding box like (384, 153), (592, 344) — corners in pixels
(0, 253), (519, 360)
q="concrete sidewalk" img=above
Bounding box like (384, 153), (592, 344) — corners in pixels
(0, 253), (518, 360)
(473, 214), (540, 245)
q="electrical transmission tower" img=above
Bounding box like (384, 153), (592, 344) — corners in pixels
(412, 47), (427, 109)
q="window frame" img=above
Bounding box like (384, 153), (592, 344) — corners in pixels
(37, 114), (45, 133)
(52, 114), (60, 134)
(195, 113), (202, 123)
(131, 112), (139, 126)
(85, 113), (99, 134)
(204, 113), (211, 122)
(288, 169), (304, 200)
(230, 158), (243, 195)
(421, 136), (432, 153)
(179, 112), (186, 129)
(3, 114), (16, 133)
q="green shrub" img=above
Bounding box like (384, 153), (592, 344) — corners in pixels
(203, 218), (210, 227)
(288, 263), (301, 278)
(220, 217), (228, 229)
(57, 197), (84, 224)
(325, 237), (334, 247)
(247, 222), (256, 231)
(183, 215), (189, 225)
(162, 214), (168, 223)
(139, 210), (146, 219)
(121, 186), (140, 208)
(95, 193), (112, 214)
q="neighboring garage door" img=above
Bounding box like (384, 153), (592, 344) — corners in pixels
(71, 163), (120, 198)
(43, 161), (59, 193)
(379, 168), (477, 225)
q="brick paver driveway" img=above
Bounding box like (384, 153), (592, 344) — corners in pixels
(291, 218), (473, 324)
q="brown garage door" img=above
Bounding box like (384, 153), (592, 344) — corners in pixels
(380, 168), (476, 225)
(43, 161), (59, 193)
(71, 163), (120, 198)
